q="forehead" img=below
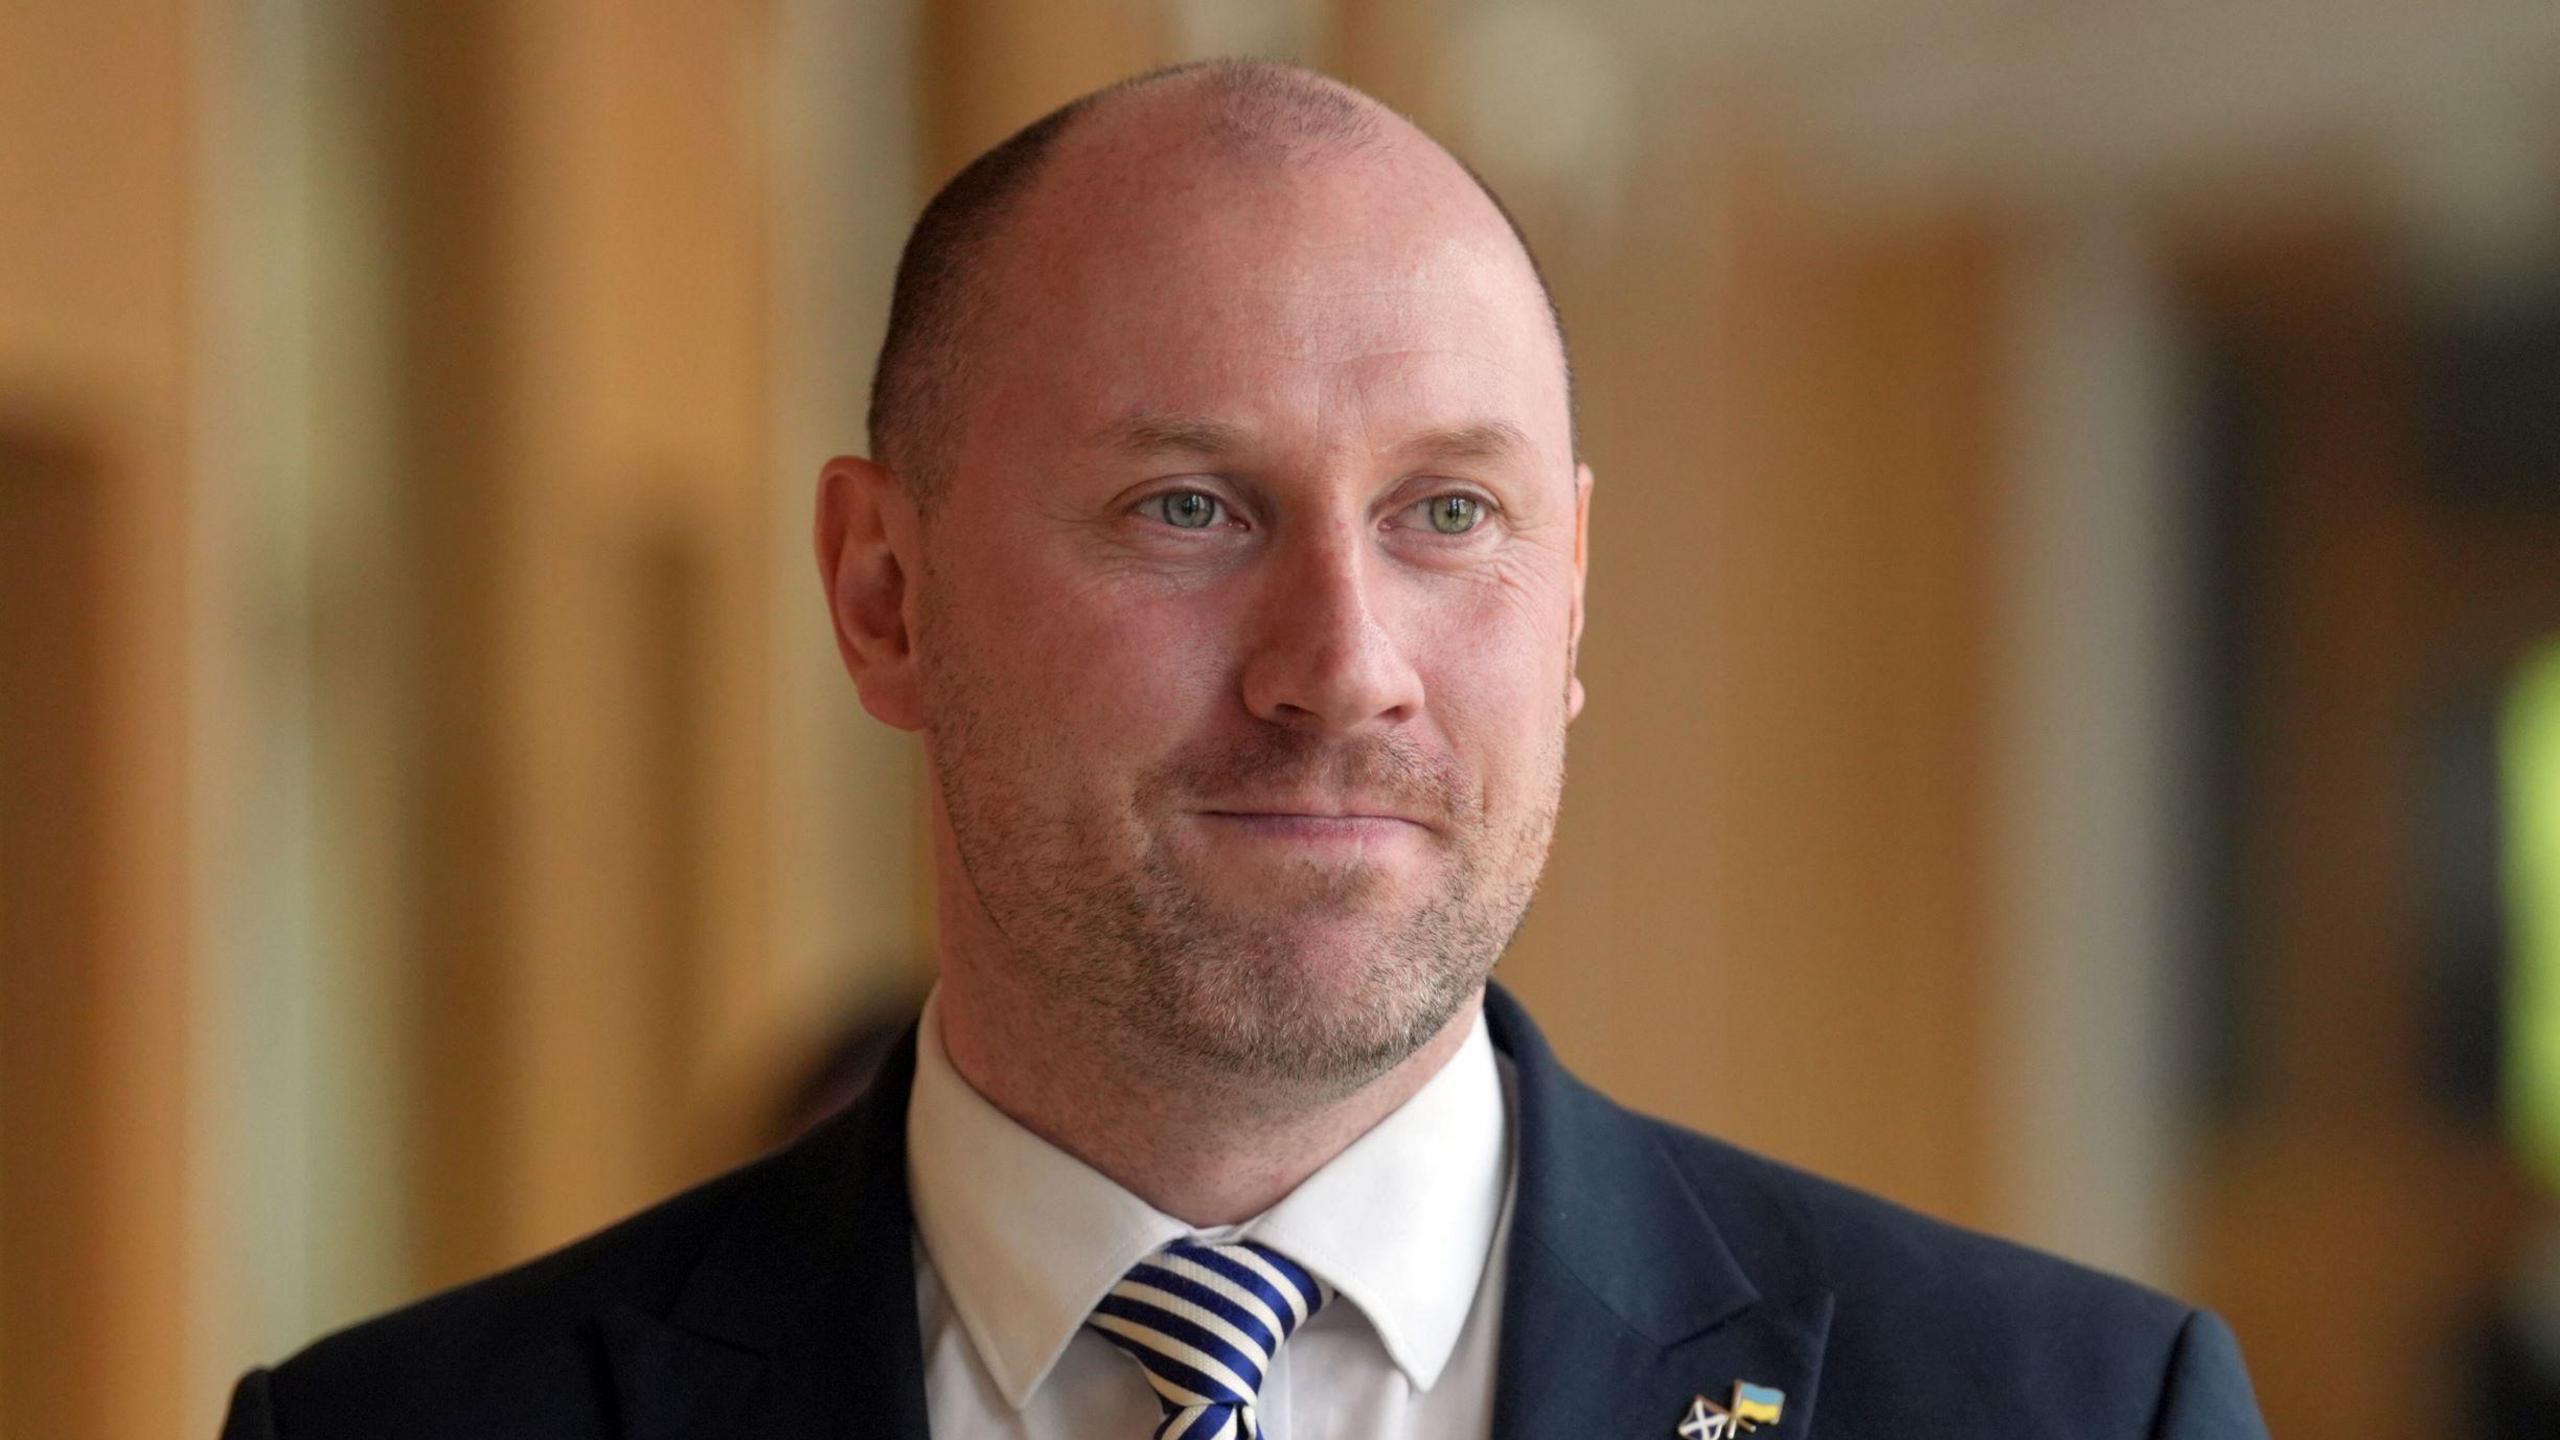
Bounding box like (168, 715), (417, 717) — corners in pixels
(964, 125), (1570, 469)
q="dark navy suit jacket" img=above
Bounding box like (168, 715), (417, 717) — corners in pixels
(221, 984), (2268, 1438)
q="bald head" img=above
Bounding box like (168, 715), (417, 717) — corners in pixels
(866, 59), (1571, 501)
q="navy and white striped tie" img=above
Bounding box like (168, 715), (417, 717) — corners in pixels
(1087, 1238), (1331, 1440)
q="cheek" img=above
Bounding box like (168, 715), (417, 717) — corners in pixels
(954, 544), (1236, 756)
(1425, 653), (1562, 776)
(1407, 571), (1574, 771)
(1416, 555), (1575, 685)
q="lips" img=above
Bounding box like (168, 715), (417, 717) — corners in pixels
(1194, 811), (1430, 848)
(1196, 802), (1433, 830)
(1147, 731), (1458, 836)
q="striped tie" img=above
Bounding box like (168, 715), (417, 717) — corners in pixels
(1086, 1238), (1331, 1440)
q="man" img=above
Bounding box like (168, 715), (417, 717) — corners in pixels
(223, 60), (2267, 1439)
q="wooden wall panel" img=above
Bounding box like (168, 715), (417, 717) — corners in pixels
(0, 435), (115, 1440)
(2181, 230), (2550, 1436)
(369, 0), (791, 1282)
(1500, 135), (2008, 1226)
(0, 2), (199, 1436)
(921, 0), (1172, 184)
(372, 0), (525, 1291)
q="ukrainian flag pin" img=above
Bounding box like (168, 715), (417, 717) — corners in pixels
(1677, 1381), (1786, 1438)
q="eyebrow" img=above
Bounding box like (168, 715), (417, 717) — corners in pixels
(1095, 413), (1255, 456)
(1093, 412), (1537, 467)
(1389, 419), (1535, 466)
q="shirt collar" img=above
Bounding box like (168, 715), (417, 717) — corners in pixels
(904, 989), (1512, 1407)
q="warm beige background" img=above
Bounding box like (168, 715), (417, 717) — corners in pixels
(9, 2), (2560, 1437)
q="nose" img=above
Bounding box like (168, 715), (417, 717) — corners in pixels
(1238, 520), (1424, 734)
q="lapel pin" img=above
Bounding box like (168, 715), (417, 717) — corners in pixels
(1678, 1381), (1786, 1439)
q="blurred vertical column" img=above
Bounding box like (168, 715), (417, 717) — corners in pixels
(204, 0), (842, 1325)
(2177, 229), (2526, 1435)
(1994, 207), (2191, 1286)
(760, 0), (940, 1103)
(919, 0), (1171, 182)
(363, 0), (795, 1280)
(1326, 0), (1452, 133)
(194, 0), (418, 1403)
(493, 0), (784, 1268)
(0, 2), (199, 1438)
(1590, 135), (2006, 1224)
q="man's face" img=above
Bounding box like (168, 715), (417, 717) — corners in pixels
(912, 128), (1588, 1094)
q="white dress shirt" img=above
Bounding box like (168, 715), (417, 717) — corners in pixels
(905, 990), (1517, 1440)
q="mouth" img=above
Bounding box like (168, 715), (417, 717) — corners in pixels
(1192, 810), (1434, 843)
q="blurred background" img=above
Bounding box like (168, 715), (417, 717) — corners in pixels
(9, 0), (2560, 1434)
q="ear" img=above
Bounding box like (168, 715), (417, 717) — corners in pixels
(1567, 460), (1594, 722)
(814, 454), (925, 731)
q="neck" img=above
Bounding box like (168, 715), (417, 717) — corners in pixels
(932, 960), (1482, 1227)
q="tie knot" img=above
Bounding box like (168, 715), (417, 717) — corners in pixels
(1087, 1239), (1331, 1440)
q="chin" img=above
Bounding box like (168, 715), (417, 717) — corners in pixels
(1234, 919), (1412, 993)
(1137, 912), (1489, 1090)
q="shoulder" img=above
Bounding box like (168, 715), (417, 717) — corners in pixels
(230, 1131), (802, 1440)
(1641, 1111), (2181, 1324)
(1626, 1108), (2255, 1435)
(1485, 983), (2261, 1433)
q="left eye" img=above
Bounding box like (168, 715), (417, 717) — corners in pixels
(1147, 491), (1227, 529)
(1400, 495), (1484, 535)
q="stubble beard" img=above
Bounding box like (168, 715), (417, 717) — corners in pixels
(921, 616), (1565, 1104)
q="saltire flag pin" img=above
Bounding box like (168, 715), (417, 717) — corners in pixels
(1678, 1381), (1786, 1439)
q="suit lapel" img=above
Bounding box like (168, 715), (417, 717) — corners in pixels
(598, 990), (1834, 1440)
(601, 1028), (934, 1440)
(1486, 986), (1834, 1440)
